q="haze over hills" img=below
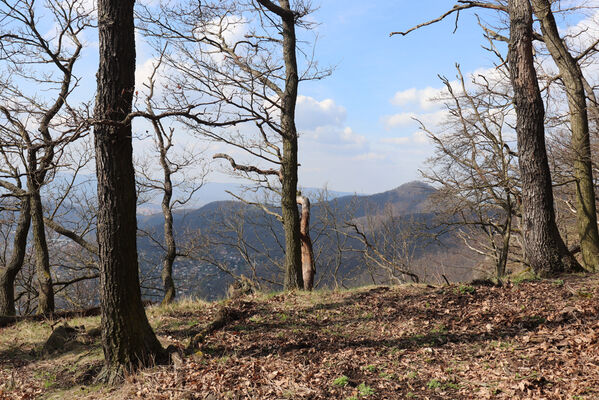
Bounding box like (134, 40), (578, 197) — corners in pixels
(137, 181), (479, 300)
(137, 181), (355, 215)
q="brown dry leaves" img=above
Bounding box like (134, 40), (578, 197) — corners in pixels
(1, 275), (599, 399)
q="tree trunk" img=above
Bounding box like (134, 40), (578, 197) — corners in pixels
(507, 0), (581, 276)
(160, 145), (176, 305)
(280, 0), (303, 290)
(94, 0), (164, 383)
(0, 196), (31, 316)
(29, 184), (54, 315)
(281, 136), (303, 290)
(297, 195), (315, 291)
(531, 0), (599, 272)
(497, 206), (512, 279)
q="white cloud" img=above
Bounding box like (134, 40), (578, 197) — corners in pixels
(380, 131), (431, 146)
(390, 86), (447, 110)
(296, 96), (368, 154)
(352, 152), (386, 161)
(382, 109), (447, 130)
(380, 137), (410, 145)
(303, 125), (367, 151)
(413, 130), (430, 144)
(296, 95), (346, 130)
(135, 57), (162, 97)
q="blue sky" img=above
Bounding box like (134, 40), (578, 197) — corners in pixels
(126, 1), (509, 195)
(285, 1), (500, 193)
(9, 1), (597, 197)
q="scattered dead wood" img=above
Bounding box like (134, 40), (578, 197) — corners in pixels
(185, 302), (253, 354)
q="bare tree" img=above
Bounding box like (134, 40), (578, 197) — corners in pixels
(0, 0), (92, 315)
(138, 0), (330, 290)
(136, 58), (207, 305)
(392, 0), (589, 275)
(421, 64), (522, 280)
(506, 0), (580, 275)
(0, 187), (30, 316)
(345, 208), (423, 285)
(529, 0), (599, 271)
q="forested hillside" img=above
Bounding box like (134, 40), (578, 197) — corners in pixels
(1, 0), (599, 397)
(137, 181), (479, 300)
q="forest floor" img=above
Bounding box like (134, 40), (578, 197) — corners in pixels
(0, 274), (598, 399)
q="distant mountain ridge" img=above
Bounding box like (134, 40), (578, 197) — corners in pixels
(135, 180), (479, 301)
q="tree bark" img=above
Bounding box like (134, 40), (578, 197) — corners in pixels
(279, 0), (303, 290)
(0, 196), (31, 316)
(157, 125), (176, 305)
(29, 187), (54, 315)
(94, 0), (164, 383)
(531, 0), (599, 272)
(297, 195), (315, 291)
(507, 0), (581, 276)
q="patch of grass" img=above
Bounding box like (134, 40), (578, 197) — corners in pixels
(357, 382), (375, 396)
(552, 279), (565, 286)
(406, 371), (418, 380)
(379, 371), (393, 380)
(364, 364), (377, 373)
(576, 289), (593, 299)
(426, 378), (441, 389)
(406, 392), (416, 398)
(278, 313), (289, 322)
(34, 371), (57, 389)
(511, 270), (540, 285)
(455, 285), (475, 295)
(249, 315), (264, 323)
(332, 376), (349, 387)
(431, 324), (448, 334)
(444, 381), (460, 390)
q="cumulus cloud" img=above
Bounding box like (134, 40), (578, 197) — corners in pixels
(390, 86), (447, 110)
(382, 110), (448, 130)
(296, 96), (369, 154)
(303, 125), (367, 151)
(413, 130), (429, 144)
(380, 137), (410, 145)
(135, 57), (163, 96)
(296, 95), (346, 130)
(380, 131), (431, 146)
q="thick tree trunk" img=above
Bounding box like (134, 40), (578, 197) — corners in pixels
(29, 186), (54, 315)
(507, 0), (581, 276)
(531, 0), (599, 272)
(297, 195), (315, 291)
(281, 137), (303, 290)
(280, 0), (303, 290)
(0, 196), (31, 316)
(94, 0), (164, 383)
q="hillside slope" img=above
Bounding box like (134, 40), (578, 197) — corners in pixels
(136, 181), (479, 299)
(1, 274), (598, 399)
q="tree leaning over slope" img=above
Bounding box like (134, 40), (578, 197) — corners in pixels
(507, 0), (581, 276)
(94, 0), (164, 383)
